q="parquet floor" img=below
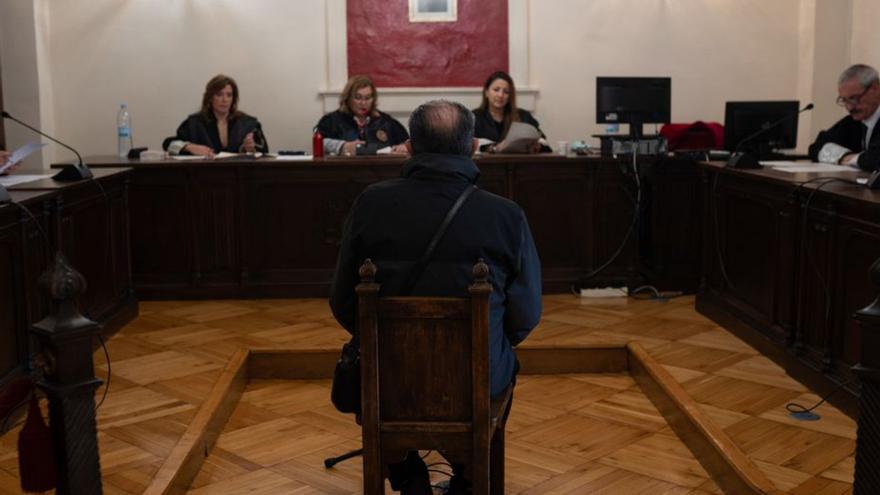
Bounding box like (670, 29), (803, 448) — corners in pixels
(0, 295), (856, 494)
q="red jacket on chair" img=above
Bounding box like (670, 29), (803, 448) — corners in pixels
(660, 121), (724, 151)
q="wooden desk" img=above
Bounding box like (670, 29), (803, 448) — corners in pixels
(80, 154), (702, 299)
(0, 168), (137, 387)
(696, 162), (879, 403)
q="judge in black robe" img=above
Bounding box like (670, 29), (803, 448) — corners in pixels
(472, 70), (550, 153)
(316, 75), (408, 156)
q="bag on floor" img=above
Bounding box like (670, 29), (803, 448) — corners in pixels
(330, 336), (360, 414)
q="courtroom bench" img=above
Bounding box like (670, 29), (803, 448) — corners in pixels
(1, 168), (137, 390)
(696, 161), (879, 413)
(77, 154), (702, 299)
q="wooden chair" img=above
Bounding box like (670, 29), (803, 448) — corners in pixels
(356, 258), (513, 494)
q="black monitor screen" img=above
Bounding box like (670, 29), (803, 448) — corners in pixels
(596, 77), (671, 137)
(724, 101), (799, 152)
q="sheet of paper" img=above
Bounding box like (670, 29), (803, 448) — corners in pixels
(0, 174), (53, 187)
(214, 152), (241, 159)
(499, 122), (541, 153)
(1, 142), (47, 173)
(769, 164), (861, 173)
(760, 160), (807, 168)
(170, 155), (207, 161)
(274, 154), (314, 161)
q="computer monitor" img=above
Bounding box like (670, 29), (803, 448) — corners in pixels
(724, 101), (799, 157)
(596, 77), (671, 138)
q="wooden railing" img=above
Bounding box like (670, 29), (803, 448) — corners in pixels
(30, 253), (104, 494)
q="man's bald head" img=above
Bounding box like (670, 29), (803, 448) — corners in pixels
(409, 100), (475, 156)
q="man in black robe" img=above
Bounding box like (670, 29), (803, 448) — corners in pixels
(809, 64), (880, 171)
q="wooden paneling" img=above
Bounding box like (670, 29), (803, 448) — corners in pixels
(129, 169), (193, 290)
(0, 203), (26, 383)
(697, 162), (880, 400)
(241, 164), (399, 297)
(641, 158), (703, 290)
(513, 161), (592, 290)
(0, 169), (138, 388)
(52, 174), (132, 323)
(83, 155), (702, 299)
(706, 172), (798, 345)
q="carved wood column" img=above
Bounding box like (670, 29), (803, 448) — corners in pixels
(30, 253), (103, 495)
(853, 257), (880, 495)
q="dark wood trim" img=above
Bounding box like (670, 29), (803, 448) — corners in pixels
(142, 348), (248, 495)
(145, 343), (790, 494)
(628, 342), (785, 495)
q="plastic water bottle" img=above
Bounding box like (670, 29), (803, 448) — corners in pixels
(117, 103), (132, 158)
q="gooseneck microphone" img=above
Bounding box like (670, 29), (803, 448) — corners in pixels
(727, 103), (814, 169)
(1, 110), (93, 181)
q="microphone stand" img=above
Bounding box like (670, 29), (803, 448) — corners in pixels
(1, 111), (93, 181)
(727, 103), (814, 169)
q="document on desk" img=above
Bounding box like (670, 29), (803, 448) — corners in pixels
(274, 154), (313, 161)
(170, 155), (208, 161)
(171, 152), (261, 161)
(0, 174), (53, 187)
(761, 161), (861, 173)
(0, 142), (47, 174)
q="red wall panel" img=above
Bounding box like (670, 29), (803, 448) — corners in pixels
(347, 0), (508, 87)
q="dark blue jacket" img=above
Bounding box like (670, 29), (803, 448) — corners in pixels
(329, 153), (542, 397)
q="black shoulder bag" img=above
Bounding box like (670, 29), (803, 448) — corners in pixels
(331, 185), (477, 415)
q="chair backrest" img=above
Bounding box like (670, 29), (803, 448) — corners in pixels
(357, 258), (492, 454)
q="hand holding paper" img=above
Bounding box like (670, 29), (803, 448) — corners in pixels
(0, 142), (47, 174)
(496, 122), (541, 154)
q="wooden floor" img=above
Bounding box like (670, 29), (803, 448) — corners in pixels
(0, 295), (856, 494)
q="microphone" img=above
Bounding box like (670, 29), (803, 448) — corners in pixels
(727, 103), (814, 169)
(252, 122), (266, 152)
(1, 110), (93, 181)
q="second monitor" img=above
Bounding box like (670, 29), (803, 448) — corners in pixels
(724, 100), (800, 159)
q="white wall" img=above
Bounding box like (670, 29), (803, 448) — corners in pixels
(41, 0), (327, 164)
(1, 0), (877, 168)
(851, 0), (880, 68)
(530, 0), (803, 145)
(0, 0), (47, 169)
(808, 0), (853, 139)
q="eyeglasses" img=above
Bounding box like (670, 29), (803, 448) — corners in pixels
(836, 85), (873, 107)
(352, 94), (374, 102)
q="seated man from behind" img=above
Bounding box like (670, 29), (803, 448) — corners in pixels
(809, 63), (880, 171)
(329, 100), (542, 494)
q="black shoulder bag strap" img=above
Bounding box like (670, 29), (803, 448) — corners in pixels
(399, 184), (478, 295)
(349, 183), (477, 347)
(335, 184), (477, 415)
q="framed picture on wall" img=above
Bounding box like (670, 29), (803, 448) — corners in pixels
(409, 0), (457, 23)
